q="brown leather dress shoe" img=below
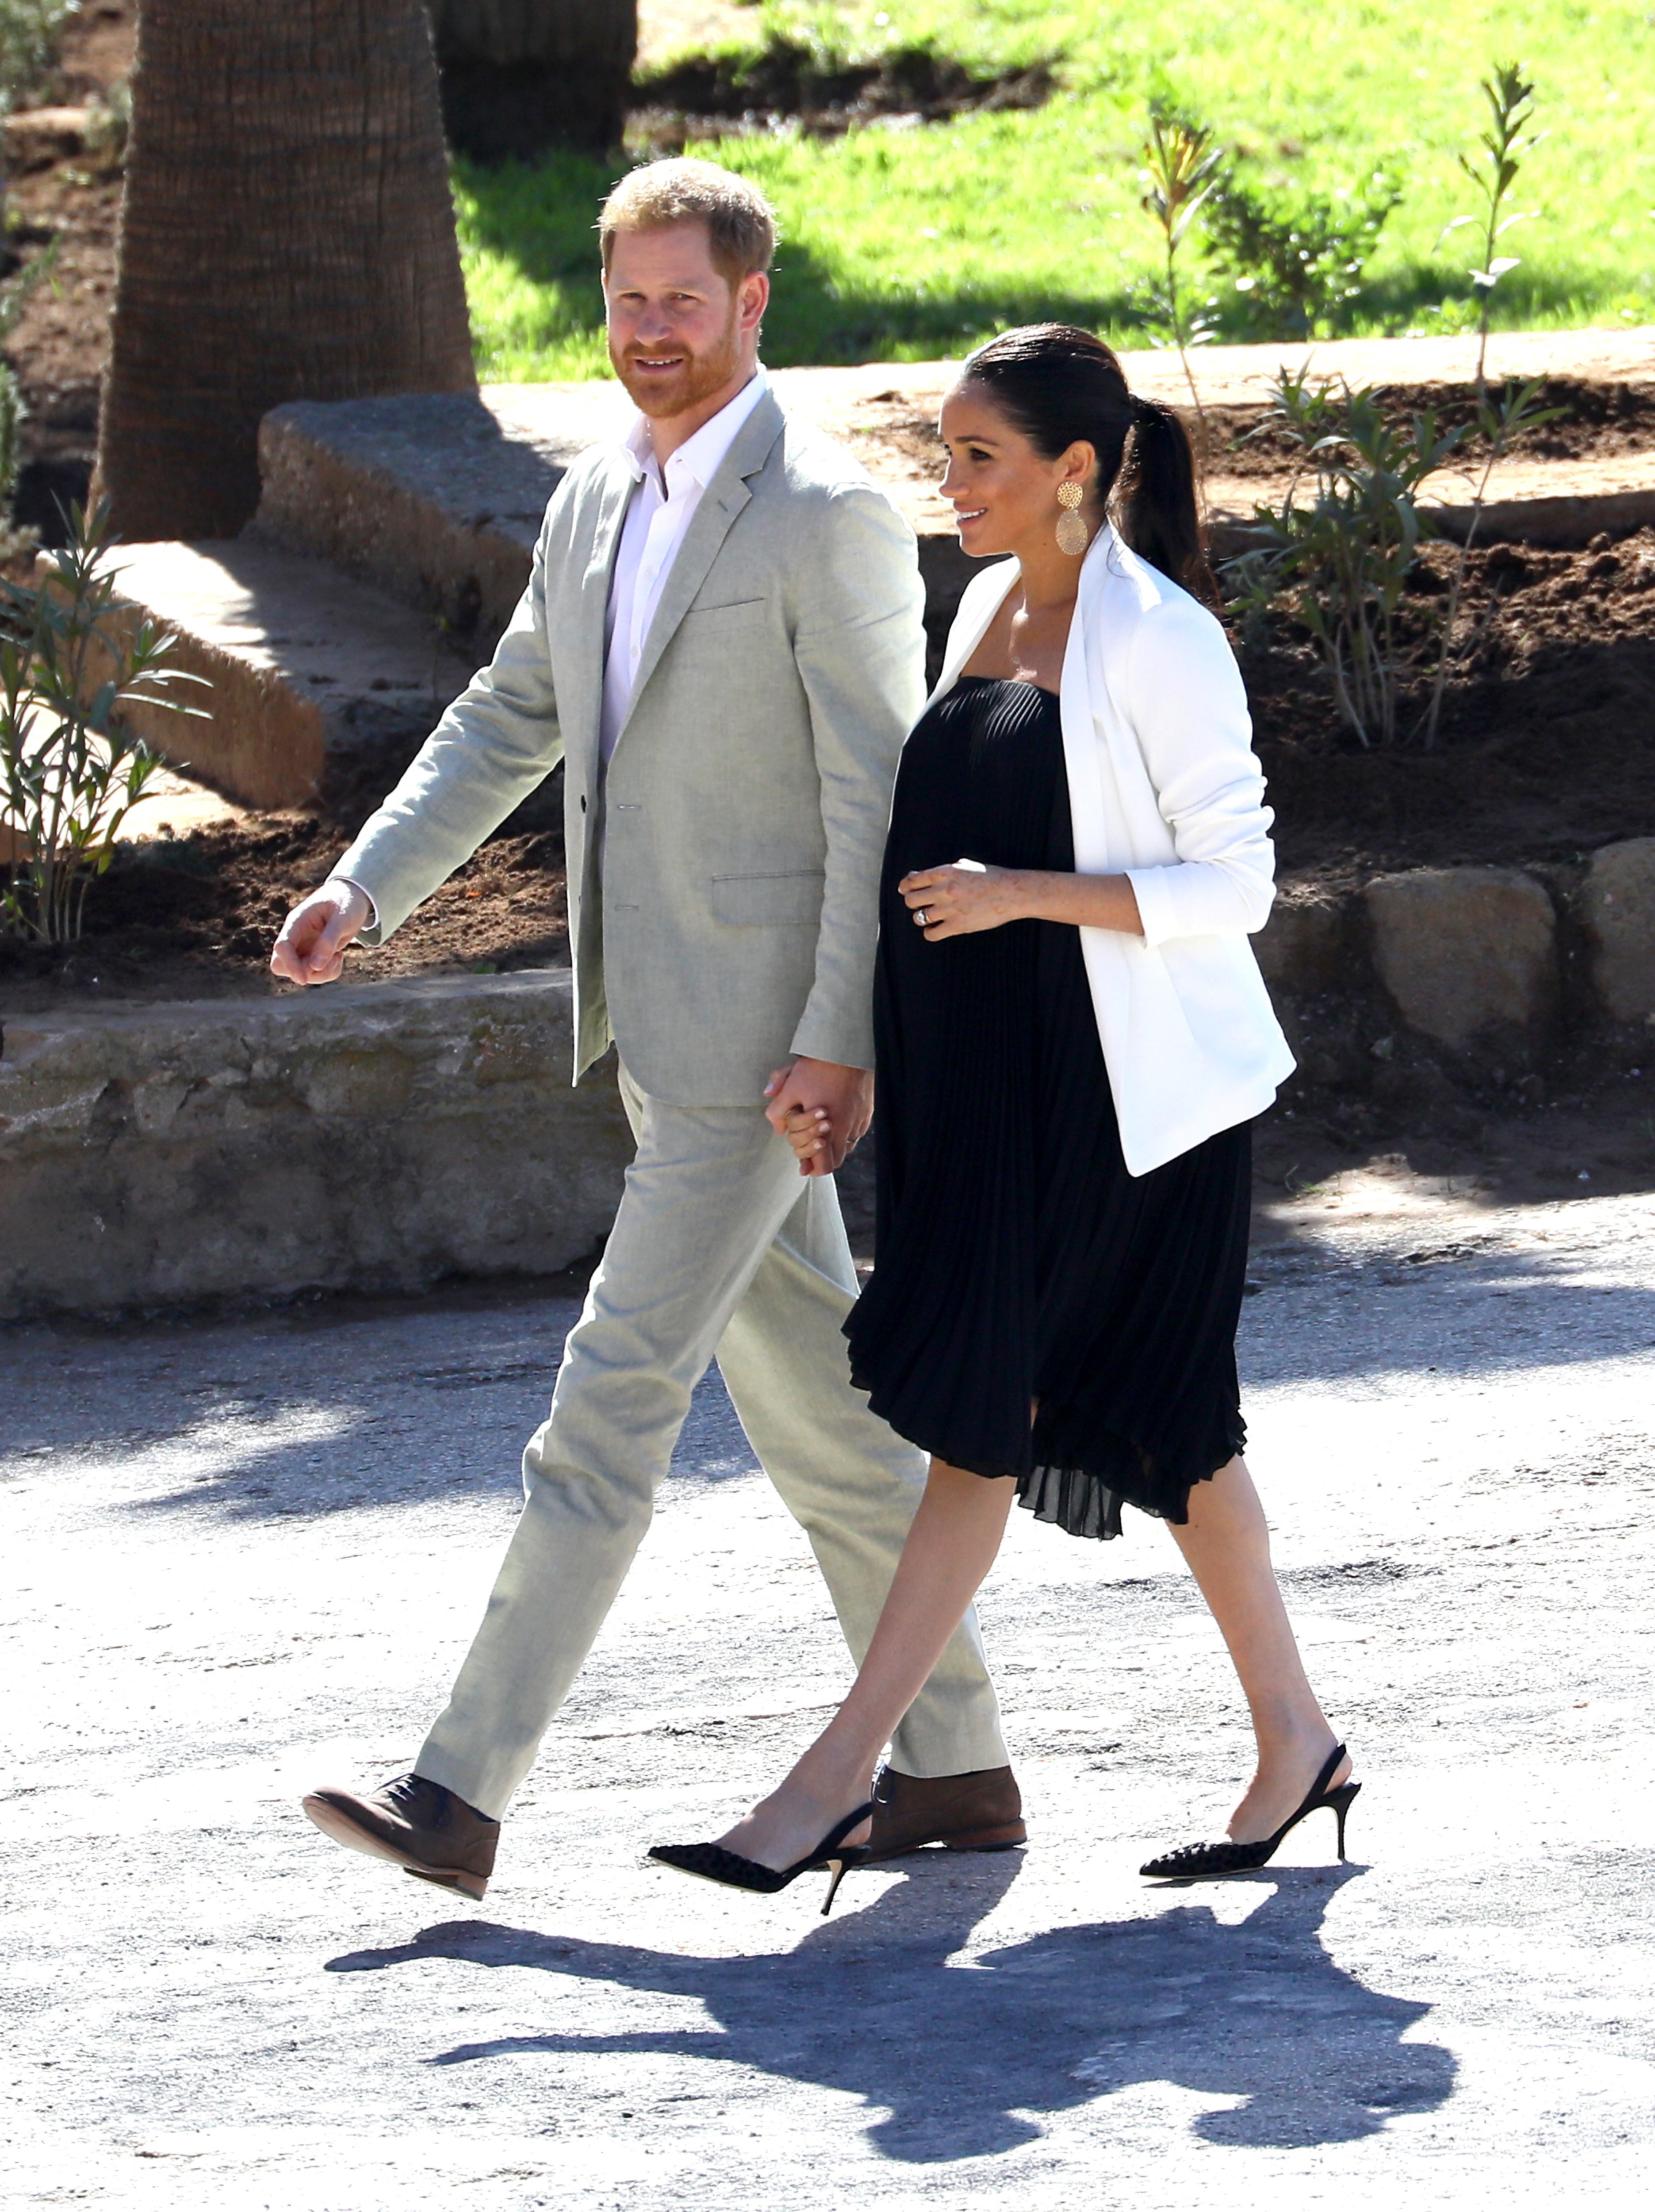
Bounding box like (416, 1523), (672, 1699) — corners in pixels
(301, 1773), (500, 1901)
(863, 1764), (1026, 1861)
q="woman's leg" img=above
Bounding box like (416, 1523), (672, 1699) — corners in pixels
(1167, 1455), (1352, 1839)
(716, 1459), (1018, 1870)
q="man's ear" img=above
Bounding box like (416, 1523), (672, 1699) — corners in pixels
(739, 270), (770, 333)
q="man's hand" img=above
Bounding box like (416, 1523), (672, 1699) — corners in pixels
(270, 879), (372, 986)
(763, 1056), (873, 1178)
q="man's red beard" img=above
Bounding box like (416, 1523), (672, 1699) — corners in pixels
(612, 309), (742, 418)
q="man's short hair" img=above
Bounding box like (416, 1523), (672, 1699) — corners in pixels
(599, 158), (778, 283)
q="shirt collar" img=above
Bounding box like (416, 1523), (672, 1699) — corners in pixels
(621, 363), (769, 489)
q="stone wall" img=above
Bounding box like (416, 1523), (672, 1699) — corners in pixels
(0, 970), (631, 1321)
(4, 842), (1653, 1322)
(1256, 837), (1655, 1114)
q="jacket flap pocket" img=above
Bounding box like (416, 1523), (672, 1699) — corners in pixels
(711, 869), (825, 926)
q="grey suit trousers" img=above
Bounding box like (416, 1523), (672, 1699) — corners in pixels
(417, 1068), (1009, 1819)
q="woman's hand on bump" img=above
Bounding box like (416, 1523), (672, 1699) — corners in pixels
(899, 859), (1029, 939)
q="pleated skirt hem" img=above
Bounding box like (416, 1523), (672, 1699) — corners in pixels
(850, 1364), (1246, 1542)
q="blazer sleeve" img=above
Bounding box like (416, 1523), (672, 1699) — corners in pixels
(786, 481), (926, 1069)
(331, 495), (569, 946)
(1119, 594), (1279, 947)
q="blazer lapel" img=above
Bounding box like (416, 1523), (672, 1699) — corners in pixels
(563, 449), (638, 797)
(611, 391), (784, 749)
(926, 558), (1018, 709)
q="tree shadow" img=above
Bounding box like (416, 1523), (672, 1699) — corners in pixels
(0, 1310), (762, 1522)
(326, 1858), (1452, 2162)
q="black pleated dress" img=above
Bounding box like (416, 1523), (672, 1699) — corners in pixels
(844, 675), (1252, 1541)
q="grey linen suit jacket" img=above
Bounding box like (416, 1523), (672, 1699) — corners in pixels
(334, 389), (927, 1107)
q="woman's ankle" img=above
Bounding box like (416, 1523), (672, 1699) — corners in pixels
(782, 1747), (879, 1816)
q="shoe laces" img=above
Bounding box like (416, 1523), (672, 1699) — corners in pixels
(382, 1772), (437, 1812)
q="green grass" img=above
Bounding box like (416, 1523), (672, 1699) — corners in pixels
(453, 0), (1655, 380)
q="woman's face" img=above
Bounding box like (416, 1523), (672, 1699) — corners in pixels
(937, 381), (1093, 560)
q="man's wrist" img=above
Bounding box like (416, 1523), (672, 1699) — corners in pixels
(329, 876), (377, 931)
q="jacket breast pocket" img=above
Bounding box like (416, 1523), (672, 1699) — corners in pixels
(711, 870), (825, 926)
(685, 596), (765, 618)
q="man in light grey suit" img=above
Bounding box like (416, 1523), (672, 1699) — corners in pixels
(272, 159), (1020, 1899)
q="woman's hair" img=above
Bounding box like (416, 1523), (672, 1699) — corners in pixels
(959, 323), (1216, 606)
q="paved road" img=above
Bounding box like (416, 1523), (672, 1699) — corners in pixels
(6, 1170), (1655, 2208)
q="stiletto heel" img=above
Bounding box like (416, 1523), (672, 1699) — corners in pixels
(1140, 1743), (1360, 1880)
(1328, 1780), (1359, 1860)
(649, 1801), (875, 1915)
(820, 1855), (858, 1917)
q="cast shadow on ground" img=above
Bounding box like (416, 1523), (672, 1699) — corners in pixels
(327, 1858), (1451, 2163)
(38, 1354), (760, 1523)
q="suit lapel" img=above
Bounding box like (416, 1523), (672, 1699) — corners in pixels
(564, 449), (638, 797)
(612, 391), (784, 750)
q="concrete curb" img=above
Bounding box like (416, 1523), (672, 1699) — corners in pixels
(0, 968), (630, 1321)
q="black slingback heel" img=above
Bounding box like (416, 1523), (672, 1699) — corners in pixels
(1140, 1744), (1360, 1880)
(649, 1802), (875, 1916)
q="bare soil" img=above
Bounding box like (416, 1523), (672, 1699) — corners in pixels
(5, 530), (1650, 1011)
(854, 385), (1655, 492)
(0, 819), (568, 1009)
(3, 0), (133, 538)
(1253, 531), (1655, 879)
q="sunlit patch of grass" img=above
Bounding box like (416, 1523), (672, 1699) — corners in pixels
(453, 0), (1655, 382)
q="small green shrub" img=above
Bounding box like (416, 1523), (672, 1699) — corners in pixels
(1224, 374), (1465, 747)
(1133, 112), (1224, 434)
(1204, 166), (1403, 339)
(1226, 369), (1562, 748)
(0, 502), (209, 945)
(1437, 60), (1544, 394)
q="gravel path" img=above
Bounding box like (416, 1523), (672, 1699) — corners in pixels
(7, 1175), (1655, 2208)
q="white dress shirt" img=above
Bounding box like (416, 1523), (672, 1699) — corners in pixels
(599, 365), (770, 763)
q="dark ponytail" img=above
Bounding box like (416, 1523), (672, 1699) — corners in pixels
(1119, 393), (1217, 607)
(960, 324), (1218, 607)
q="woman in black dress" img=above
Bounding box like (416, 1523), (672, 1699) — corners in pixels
(651, 326), (1358, 1905)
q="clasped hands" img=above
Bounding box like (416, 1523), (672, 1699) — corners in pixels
(765, 859), (1018, 1175)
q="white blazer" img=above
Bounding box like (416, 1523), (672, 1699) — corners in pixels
(928, 523), (1295, 1176)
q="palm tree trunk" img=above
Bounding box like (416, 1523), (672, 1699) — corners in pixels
(96, 0), (476, 543)
(430, 0), (637, 161)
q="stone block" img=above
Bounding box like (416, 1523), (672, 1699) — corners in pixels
(1253, 892), (1349, 995)
(86, 539), (479, 818)
(1578, 837), (1655, 1023)
(0, 970), (631, 1320)
(1366, 866), (1559, 1051)
(254, 388), (618, 647)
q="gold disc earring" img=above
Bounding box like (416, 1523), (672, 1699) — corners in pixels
(1055, 481), (1090, 557)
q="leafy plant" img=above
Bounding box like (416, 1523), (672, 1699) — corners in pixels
(1228, 368), (1564, 748)
(1224, 374), (1465, 747)
(1204, 165), (1403, 339)
(0, 0), (71, 110)
(1134, 111), (1223, 441)
(1438, 61), (1544, 397)
(0, 501), (209, 945)
(1417, 375), (1563, 745)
